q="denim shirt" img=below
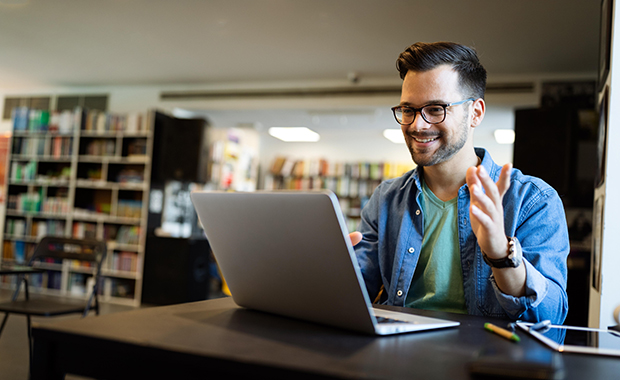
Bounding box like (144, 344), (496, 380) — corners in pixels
(355, 148), (569, 324)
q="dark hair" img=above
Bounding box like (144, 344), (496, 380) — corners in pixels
(396, 42), (487, 99)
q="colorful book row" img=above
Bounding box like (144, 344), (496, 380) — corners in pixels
(83, 110), (146, 133)
(12, 107), (79, 134)
(269, 156), (413, 180)
(2, 240), (35, 263)
(11, 107), (148, 134)
(263, 176), (381, 199)
(110, 251), (139, 272)
(5, 218), (66, 239)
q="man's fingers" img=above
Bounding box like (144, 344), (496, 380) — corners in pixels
(470, 184), (496, 216)
(497, 163), (513, 197)
(349, 231), (363, 246)
(466, 166), (480, 189)
(472, 163), (512, 203)
(476, 165), (500, 201)
(470, 204), (494, 229)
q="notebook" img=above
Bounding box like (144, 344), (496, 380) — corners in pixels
(190, 190), (459, 335)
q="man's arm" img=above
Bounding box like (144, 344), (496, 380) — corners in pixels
(466, 163), (527, 297)
(466, 164), (569, 323)
(351, 191), (386, 302)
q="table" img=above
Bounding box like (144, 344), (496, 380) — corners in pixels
(31, 297), (620, 379)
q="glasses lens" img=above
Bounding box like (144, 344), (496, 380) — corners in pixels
(394, 107), (415, 125)
(421, 105), (446, 123)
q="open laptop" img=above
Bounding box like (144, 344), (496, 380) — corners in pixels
(190, 190), (459, 335)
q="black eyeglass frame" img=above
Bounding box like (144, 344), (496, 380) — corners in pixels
(391, 97), (476, 126)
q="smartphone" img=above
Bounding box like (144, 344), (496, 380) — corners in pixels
(469, 347), (564, 379)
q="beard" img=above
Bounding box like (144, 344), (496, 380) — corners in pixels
(404, 113), (469, 167)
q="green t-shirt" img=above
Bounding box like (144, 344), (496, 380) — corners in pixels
(405, 180), (467, 313)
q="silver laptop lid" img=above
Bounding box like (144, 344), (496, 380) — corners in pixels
(190, 190), (377, 333)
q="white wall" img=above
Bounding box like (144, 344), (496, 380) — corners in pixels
(589, 0), (620, 329)
(0, 79), (540, 172)
(1, 75), (593, 185)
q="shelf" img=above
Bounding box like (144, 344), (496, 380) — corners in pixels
(2, 108), (152, 307)
(79, 155), (149, 164)
(75, 179), (147, 191)
(12, 131), (74, 137)
(101, 269), (140, 280)
(37, 156), (74, 162)
(5, 210), (68, 219)
(9, 179), (71, 187)
(80, 130), (150, 138)
(122, 132), (151, 138)
(2, 235), (40, 243)
(72, 212), (141, 225)
(10, 155), (73, 162)
(80, 131), (121, 138)
(107, 242), (142, 252)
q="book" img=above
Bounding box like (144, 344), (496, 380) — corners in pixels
(280, 158), (296, 177)
(126, 113), (141, 132)
(58, 110), (73, 133)
(49, 111), (60, 132)
(269, 156), (286, 175)
(96, 113), (107, 132)
(12, 107), (29, 131)
(14, 241), (26, 263)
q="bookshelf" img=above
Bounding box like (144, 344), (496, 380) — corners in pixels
(1, 106), (153, 306)
(262, 156), (414, 231)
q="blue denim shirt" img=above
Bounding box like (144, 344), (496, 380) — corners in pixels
(355, 148), (569, 324)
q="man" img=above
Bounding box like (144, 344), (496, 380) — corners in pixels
(351, 42), (569, 323)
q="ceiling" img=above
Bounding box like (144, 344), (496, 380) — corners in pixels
(0, 0), (600, 88)
(0, 0), (602, 136)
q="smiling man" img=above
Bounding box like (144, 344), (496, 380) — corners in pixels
(352, 42), (569, 323)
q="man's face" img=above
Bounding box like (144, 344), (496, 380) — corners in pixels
(399, 65), (473, 167)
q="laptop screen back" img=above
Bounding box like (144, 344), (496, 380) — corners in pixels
(190, 190), (377, 333)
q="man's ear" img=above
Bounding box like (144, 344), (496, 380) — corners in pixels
(471, 98), (486, 128)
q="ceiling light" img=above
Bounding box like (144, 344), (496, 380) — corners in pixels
(383, 129), (405, 144)
(171, 108), (198, 119)
(268, 127), (320, 142)
(494, 129), (515, 144)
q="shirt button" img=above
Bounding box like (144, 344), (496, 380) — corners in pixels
(415, 210), (421, 215)
(397, 290), (403, 297)
(408, 247), (415, 253)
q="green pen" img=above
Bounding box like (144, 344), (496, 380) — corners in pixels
(484, 322), (520, 342)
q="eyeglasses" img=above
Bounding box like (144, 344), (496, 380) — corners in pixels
(391, 98), (476, 125)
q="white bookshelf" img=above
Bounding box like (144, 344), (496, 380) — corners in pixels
(0, 107), (154, 307)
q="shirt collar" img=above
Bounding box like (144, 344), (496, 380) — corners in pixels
(401, 147), (493, 192)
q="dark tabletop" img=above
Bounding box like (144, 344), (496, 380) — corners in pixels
(31, 297), (620, 380)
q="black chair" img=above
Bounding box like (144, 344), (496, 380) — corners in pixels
(0, 236), (106, 368)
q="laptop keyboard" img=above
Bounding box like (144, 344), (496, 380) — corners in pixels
(376, 316), (407, 324)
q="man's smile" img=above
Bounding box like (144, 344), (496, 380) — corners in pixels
(412, 136), (439, 143)
(408, 132), (441, 144)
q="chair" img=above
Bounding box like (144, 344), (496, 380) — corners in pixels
(0, 236), (106, 369)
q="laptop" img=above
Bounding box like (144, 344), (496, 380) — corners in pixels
(190, 190), (459, 335)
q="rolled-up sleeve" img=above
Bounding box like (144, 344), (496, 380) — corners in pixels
(493, 184), (569, 324)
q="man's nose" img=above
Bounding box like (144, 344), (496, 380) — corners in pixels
(409, 111), (432, 132)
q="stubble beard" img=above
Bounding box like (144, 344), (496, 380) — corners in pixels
(405, 114), (470, 167)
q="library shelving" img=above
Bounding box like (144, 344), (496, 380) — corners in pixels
(1, 107), (153, 306)
(262, 157), (414, 232)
